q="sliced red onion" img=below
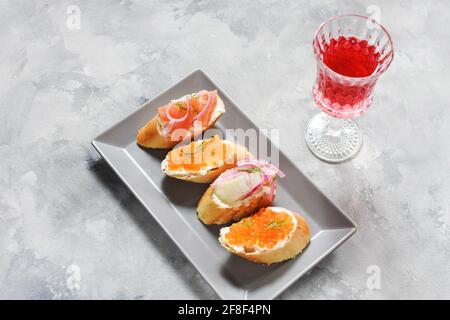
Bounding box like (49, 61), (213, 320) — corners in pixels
(212, 168), (240, 187)
(166, 97), (191, 124)
(193, 90), (211, 121)
(238, 159), (282, 201)
(213, 157), (284, 202)
(237, 158), (285, 178)
(236, 158), (260, 167)
(241, 173), (268, 200)
(267, 175), (275, 202)
(261, 165), (286, 178)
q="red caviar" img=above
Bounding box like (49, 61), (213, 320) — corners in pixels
(225, 208), (294, 250)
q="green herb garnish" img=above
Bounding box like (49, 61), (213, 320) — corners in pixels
(243, 219), (254, 228)
(267, 219), (288, 229)
(175, 101), (186, 110)
(183, 140), (207, 156)
(238, 167), (261, 173)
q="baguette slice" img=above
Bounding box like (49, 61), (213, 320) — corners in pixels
(161, 135), (250, 183)
(219, 207), (310, 265)
(197, 185), (273, 224)
(137, 91), (225, 149)
(197, 158), (285, 224)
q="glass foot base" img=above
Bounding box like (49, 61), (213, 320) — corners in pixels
(305, 113), (362, 163)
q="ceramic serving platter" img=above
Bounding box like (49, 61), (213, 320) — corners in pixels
(91, 69), (356, 299)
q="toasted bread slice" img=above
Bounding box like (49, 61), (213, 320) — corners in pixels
(161, 136), (250, 183)
(197, 186), (273, 224)
(137, 92), (225, 149)
(219, 207), (310, 265)
(136, 116), (173, 149)
(197, 161), (283, 224)
(197, 159), (285, 225)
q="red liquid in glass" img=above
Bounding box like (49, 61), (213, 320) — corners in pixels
(323, 36), (380, 77)
(315, 36), (381, 117)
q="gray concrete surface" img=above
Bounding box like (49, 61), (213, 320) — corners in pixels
(0, 0), (449, 299)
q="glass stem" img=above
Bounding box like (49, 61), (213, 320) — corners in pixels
(326, 114), (344, 139)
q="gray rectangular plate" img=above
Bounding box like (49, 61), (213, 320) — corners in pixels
(91, 69), (356, 300)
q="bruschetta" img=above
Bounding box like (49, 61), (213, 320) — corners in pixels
(219, 207), (310, 265)
(197, 159), (285, 224)
(161, 135), (251, 183)
(137, 90), (225, 149)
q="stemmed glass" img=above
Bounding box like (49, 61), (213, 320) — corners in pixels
(305, 14), (394, 163)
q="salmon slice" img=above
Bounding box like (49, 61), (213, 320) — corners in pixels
(157, 90), (218, 134)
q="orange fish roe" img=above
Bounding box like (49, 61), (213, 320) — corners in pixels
(225, 208), (294, 251)
(167, 136), (226, 172)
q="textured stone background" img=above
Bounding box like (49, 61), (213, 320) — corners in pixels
(1, 0), (449, 299)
